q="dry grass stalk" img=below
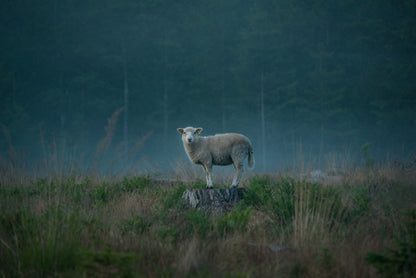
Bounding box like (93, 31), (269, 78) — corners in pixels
(92, 107), (124, 170)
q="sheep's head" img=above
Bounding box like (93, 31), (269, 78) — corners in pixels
(177, 127), (203, 145)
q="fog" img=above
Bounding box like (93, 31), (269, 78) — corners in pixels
(1, 1), (415, 176)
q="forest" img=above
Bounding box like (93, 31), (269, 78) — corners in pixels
(0, 0), (415, 172)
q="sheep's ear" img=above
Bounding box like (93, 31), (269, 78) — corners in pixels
(177, 128), (184, 134)
(195, 128), (203, 135)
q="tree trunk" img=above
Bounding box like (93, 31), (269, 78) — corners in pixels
(221, 66), (226, 132)
(182, 188), (246, 215)
(122, 38), (129, 164)
(220, 0), (226, 133)
(260, 71), (266, 170)
(163, 40), (169, 156)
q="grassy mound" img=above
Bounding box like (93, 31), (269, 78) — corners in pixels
(0, 168), (415, 277)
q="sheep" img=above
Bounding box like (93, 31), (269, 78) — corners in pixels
(177, 126), (254, 189)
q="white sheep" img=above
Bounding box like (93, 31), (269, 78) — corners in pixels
(177, 127), (254, 188)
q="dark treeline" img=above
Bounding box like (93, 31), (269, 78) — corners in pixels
(1, 0), (415, 172)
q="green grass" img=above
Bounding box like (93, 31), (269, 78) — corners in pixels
(0, 168), (415, 277)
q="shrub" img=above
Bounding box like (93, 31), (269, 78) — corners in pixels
(157, 226), (180, 245)
(0, 205), (83, 277)
(217, 203), (253, 237)
(245, 176), (349, 240)
(93, 182), (113, 204)
(78, 247), (137, 278)
(162, 184), (187, 211)
(121, 215), (152, 235)
(185, 209), (212, 238)
(366, 210), (416, 277)
(121, 175), (152, 193)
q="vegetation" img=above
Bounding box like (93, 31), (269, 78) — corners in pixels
(1, 165), (414, 277)
(366, 211), (416, 278)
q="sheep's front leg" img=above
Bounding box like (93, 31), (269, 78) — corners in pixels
(202, 163), (213, 189)
(231, 162), (244, 188)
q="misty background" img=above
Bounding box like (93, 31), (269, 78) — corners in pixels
(0, 0), (415, 175)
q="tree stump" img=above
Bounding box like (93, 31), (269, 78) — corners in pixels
(182, 188), (246, 215)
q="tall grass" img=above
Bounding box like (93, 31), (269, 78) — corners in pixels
(2, 115), (415, 277)
(0, 108), (156, 189)
(0, 163), (415, 277)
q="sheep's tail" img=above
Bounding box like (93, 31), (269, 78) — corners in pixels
(248, 146), (255, 169)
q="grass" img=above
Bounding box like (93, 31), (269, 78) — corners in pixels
(0, 166), (415, 277)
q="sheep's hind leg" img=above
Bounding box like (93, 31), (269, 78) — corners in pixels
(231, 162), (243, 188)
(202, 164), (214, 189)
